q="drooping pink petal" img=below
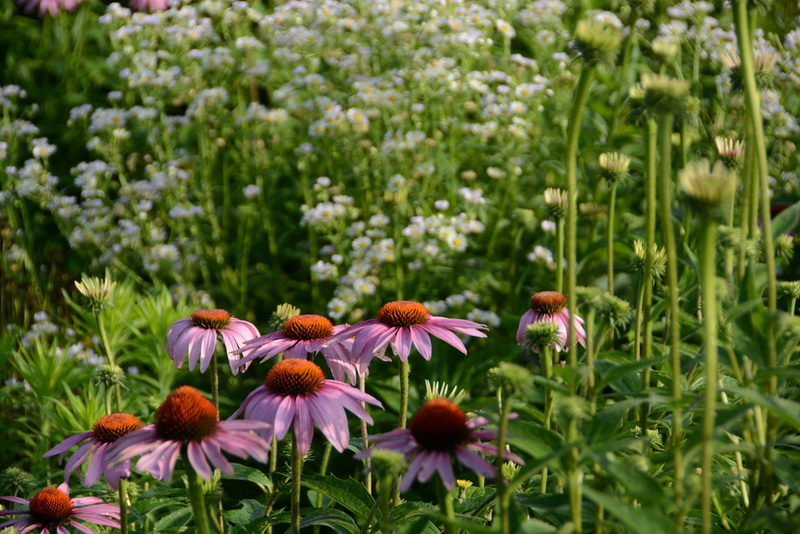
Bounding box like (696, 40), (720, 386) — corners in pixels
(197, 329), (219, 373)
(201, 442), (233, 475)
(307, 395), (349, 452)
(418, 323), (467, 353)
(516, 309), (538, 345)
(187, 441), (212, 479)
(43, 432), (93, 458)
(399, 451), (428, 492)
(455, 447), (495, 477)
(292, 396), (314, 455)
(273, 395), (296, 440)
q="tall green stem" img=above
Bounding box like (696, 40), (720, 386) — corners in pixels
(540, 345), (554, 494)
(734, 0), (778, 504)
(567, 415), (583, 534)
(606, 182), (617, 296)
(657, 111), (684, 529)
(640, 118), (658, 437)
(437, 478), (457, 534)
(359, 373), (372, 494)
(185, 456), (213, 534)
(398, 360), (410, 428)
(698, 218), (719, 534)
(565, 65), (597, 368)
(291, 437), (304, 534)
(119, 479), (130, 534)
(495, 390), (512, 534)
(210, 350), (220, 416)
(96, 313), (123, 411)
(556, 219), (565, 293)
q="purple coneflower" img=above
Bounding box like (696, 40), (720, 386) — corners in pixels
(17, 0), (82, 17)
(43, 413), (143, 490)
(166, 309), (259, 375)
(233, 314), (357, 383)
(230, 359), (382, 455)
(106, 386), (270, 481)
(516, 291), (586, 352)
(329, 300), (488, 369)
(0, 483), (120, 533)
(358, 398), (522, 491)
(130, 0), (169, 11)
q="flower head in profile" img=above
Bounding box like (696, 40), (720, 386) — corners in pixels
(329, 301), (488, 371)
(230, 359), (383, 455)
(106, 386), (270, 481)
(357, 398), (522, 492)
(0, 483), (120, 532)
(233, 314), (357, 383)
(43, 413), (143, 490)
(17, 0), (82, 17)
(166, 309), (259, 375)
(517, 291), (586, 352)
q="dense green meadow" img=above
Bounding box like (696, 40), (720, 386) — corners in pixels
(1, 0), (799, 532)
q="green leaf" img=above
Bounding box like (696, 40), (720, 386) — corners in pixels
(771, 200), (800, 240)
(596, 356), (668, 390)
(153, 507), (192, 530)
(301, 474), (375, 520)
(299, 509), (359, 534)
(398, 516), (442, 534)
(514, 518), (558, 533)
(225, 499), (266, 527)
(507, 420), (564, 459)
(724, 386), (800, 427)
(583, 487), (672, 534)
(222, 463), (273, 492)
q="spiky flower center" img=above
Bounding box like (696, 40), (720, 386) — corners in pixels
(377, 301), (430, 327)
(265, 359), (325, 397)
(410, 399), (471, 451)
(529, 291), (566, 316)
(281, 315), (334, 341)
(92, 413), (143, 443)
(190, 309), (232, 330)
(28, 488), (73, 526)
(155, 386), (218, 442)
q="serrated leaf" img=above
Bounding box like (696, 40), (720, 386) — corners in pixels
(153, 507), (192, 530)
(225, 499), (266, 527)
(299, 509), (359, 534)
(583, 487), (672, 534)
(301, 474), (374, 520)
(507, 420), (564, 458)
(222, 463), (273, 491)
(596, 356), (668, 390)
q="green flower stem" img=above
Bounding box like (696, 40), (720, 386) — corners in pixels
(607, 8), (639, 142)
(540, 345), (554, 494)
(313, 442), (334, 534)
(584, 309), (597, 415)
(185, 456), (214, 534)
(566, 415), (583, 534)
(556, 219), (565, 294)
(734, 0), (779, 503)
(789, 297), (797, 317)
(119, 478), (130, 534)
(494, 390), (512, 534)
(398, 360), (410, 428)
(378, 474), (393, 534)
(698, 216), (719, 534)
(606, 181), (618, 296)
(565, 64), (597, 365)
(291, 436), (304, 534)
(640, 117), (658, 437)
(437, 478), (457, 534)
(96, 313), (123, 412)
(657, 111), (684, 527)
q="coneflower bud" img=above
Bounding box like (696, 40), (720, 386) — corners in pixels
(75, 272), (116, 313)
(599, 152), (631, 182)
(598, 293), (633, 330)
(524, 321), (561, 353)
(576, 286), (603, 311)
(0, 467), (36, 495)
(715, 137), (745, 170)
(369, 449), (406, 479)
(579, 202), (607, 222)
(641, 73), (691, 115)
(95, 364), (125, 388)
(555, 395), (589, 422)
(720, 49), (778, 92)
(631, 240), (667, 280)
(717, 225), (745, 251)
(652, 40), (679, 62)
(501, 461), (521, 481)
(543, 188), (568, 221)
(679, 159), (738, 218)
(512, 208), (537, 231)
(268, 303), (301, 332)
(773, 234), (795, 261)
(569, 19), (622, 65)
(488, 362), (533, 394)
(777, 280), (800, 299)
